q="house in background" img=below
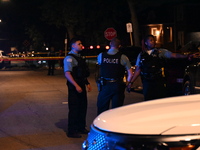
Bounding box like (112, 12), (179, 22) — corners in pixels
(139, 1), (200, 53)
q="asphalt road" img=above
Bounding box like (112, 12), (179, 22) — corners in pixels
(0, 64), (143, 150)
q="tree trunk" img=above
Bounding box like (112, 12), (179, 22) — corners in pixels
(66, 25), (74, 41)
(64, 24), (74, 55)
(127, 0), (141, 47)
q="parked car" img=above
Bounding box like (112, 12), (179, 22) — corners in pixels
(82, 94), (200, 150)
(183, 53), (200, 95)
(0, 50), (11, 69)
(164, 58), (190, 96)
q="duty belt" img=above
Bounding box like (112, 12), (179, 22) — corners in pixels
(141, 71), (162, 80)
(103, 78), (122, 82)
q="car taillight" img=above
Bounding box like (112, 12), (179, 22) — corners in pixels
(170, 145), (195, 150)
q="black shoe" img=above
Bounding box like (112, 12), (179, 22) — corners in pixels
(67, 132), (82, 138)
(78, 129), (89, 134)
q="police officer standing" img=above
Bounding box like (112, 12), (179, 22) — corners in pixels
(63, 38), (91, 138)
(97, 38), (133, 115)
(128, 34), (192, 101)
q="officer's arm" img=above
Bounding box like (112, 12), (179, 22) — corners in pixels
(65, 71), (82, 93)
(130, 66), (141, 83)
(121, 54), (133, 82)
(161, 49), (188, 59)
(126, 66), (141, 93)
(170, 53), (188, 59)
(127, 68), (133, 83)
(97, 53), (102, 65)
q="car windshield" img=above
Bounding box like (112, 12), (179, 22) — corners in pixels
(179, 41), (200, 54)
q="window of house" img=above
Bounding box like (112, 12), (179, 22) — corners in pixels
(166, 27), (173, 42)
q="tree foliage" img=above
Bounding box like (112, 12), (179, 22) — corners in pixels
(41, 0), (131, 46)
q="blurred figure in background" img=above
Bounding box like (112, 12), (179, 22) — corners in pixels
(58, 50), (64, 69)
(47, 46), (57, 75)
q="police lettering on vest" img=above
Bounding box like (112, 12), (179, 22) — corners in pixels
(100, 52), (125, 79)
(103, 58), (119, 64)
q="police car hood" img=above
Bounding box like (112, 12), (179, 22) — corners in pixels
(93, 94), (200, 135)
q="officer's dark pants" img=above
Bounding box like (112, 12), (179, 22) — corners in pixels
(67, 81), (87, 134)
(142, 77), (166, 101)
(97, 80), (126, 115)
(48, 60), (55, 75)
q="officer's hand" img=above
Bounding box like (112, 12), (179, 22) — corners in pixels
(86, 84), (92, 92)
(76, 85), (83, 93)
(126, 82), (132, 93)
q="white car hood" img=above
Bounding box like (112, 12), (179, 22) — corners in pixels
(93, 94), (200, 135)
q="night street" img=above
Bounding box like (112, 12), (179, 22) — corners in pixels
(0, 0), (199, 149)
(0, 64), (143, 150)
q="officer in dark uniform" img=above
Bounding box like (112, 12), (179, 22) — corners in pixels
(128, 34), (191, 101)
(63, 38), (91, 138)
(97, 38), (133, 115)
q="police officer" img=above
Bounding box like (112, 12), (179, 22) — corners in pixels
(97, 37), (133, 115)
(128, 34), (191, 101)
(63, 38), (91, 138)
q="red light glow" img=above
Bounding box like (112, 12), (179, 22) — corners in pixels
(105, 46), (110, 49)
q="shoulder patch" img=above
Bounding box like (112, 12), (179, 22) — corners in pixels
(66, 58), (72, 62)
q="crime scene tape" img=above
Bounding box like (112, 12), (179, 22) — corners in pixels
(1, 56), (97, 61)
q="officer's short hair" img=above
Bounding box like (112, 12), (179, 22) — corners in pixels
(110, 37), (121, 47)
(70, 38), (82, 47)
